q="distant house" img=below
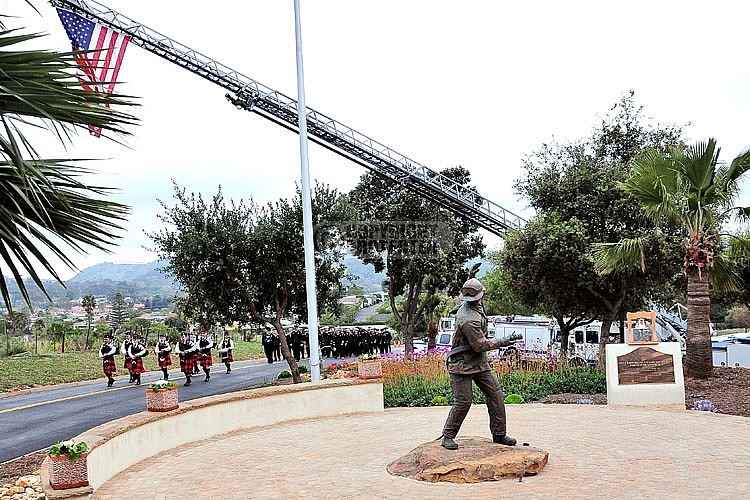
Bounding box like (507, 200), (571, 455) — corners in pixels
(339, 295), (359, 306)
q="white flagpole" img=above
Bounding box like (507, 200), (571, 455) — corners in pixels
(293, 0), (321, 382)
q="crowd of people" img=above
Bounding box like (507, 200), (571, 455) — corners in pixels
(259, 324), (394, 365)
(260, 325), (393, 364)
(98, 330), (235, 387)
(100, 324), (394, 386)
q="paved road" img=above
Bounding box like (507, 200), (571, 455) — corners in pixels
(0, 356), (345, 463)
(355, 303), (382, 323)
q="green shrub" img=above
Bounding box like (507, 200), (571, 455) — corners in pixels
(298, 365), (308, 373)
(277, 370), (292, 379)
(504, 393), (525, 404)
(430, 395), (450, 406)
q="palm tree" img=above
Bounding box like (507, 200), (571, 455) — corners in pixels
(81, 294), (96, 349)
(33, 317), (45, 354)
(595, 138), (750, 378)
(0, 13), (138, 311)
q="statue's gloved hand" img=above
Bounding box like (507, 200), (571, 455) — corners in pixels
(497, 332), (523, 347)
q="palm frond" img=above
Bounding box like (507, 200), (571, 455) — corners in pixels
(592, 238), (646, 275)
(0, 26), (138, 310)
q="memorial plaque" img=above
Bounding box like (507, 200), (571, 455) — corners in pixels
(617, 346), (675, 385)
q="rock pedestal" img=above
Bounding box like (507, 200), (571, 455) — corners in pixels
(387, 437), (548, 483)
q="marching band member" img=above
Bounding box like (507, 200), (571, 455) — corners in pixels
(198, 330), (214, 381)
(218, 331), (234, 374)
(127, 334), (148, 386)
(121, 333), (134, 383)
(155, 333), (172, 380)
(98, 334), (118, 387)
(175, 332), (198, 386)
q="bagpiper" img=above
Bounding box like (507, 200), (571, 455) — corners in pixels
(120, 333), (134, 383)
(218, 331), (235, 374)
(175, 332), (198, 386)
(197, 330), (214, 381)
(127, 335), (148, 386)
(154, 333), (172, 380)
(98, 334), (118, 387)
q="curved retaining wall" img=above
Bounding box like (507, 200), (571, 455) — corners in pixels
(41, 378), (384, 499)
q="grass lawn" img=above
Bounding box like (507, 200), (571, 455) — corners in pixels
(0, 338), (266, 392)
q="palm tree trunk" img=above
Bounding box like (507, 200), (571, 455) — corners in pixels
(684, 267), (712, 378)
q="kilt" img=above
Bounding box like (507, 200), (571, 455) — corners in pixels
(102, 357), (116, 377)
(219, 350), (233, 363)
(199, 352), (213, 368)
(129, 357), (145, 374)
(179, 354), (196, 374)
(123, 356), (132, 370)
(158, 353), (172, 368)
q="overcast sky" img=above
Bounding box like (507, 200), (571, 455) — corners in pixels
(10, 0), (750, 280)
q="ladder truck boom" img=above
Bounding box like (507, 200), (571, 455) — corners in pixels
(50, 0), (526, 236)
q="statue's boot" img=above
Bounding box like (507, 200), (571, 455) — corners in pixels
(493, 433), (517, 446)
(440, 435), (458, 450)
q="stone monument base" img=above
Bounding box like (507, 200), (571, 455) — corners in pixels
(386, 437), (548, 483)
(606, 342), (685, 408)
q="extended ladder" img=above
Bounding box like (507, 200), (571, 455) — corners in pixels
(50, 0), (526, 236)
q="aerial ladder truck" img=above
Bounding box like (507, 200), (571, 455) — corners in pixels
(49, 0), (525, 237)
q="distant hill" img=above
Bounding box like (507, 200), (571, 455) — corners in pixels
(2, 254), (488, 310)
(342, 254), (386, 293)
(2, 255), (386, 309)
(2, 261), (180, 310)
(68, 260), (172, 286)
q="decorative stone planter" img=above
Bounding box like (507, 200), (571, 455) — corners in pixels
(358, 359), (383, 379)
(146, 387), (179, 412)
(48, 453), (89, 489)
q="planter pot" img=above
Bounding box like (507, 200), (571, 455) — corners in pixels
(358, 359), (383, 379)
(48, 453), (89, 489)
(146, 387), (179, 412)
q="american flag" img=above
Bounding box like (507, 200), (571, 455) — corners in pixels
(56, 8), (131, 137)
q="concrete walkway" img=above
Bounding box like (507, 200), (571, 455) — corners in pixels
(91, 404), (750, 500)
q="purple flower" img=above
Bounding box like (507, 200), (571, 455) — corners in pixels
(693, 399), (718, 412)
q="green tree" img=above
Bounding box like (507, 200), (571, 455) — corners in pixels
(596, 138), (750, 378)
(33, 317), (45, 354)
(5, 310), (29, 354)
(93, 323), (112, 347)
(247, 183), (349, 381)
(497, 93), (684, 353)
(150, 182), (257, 330)
(727, 306), (750, 332)
(109, 292), (129, 332)
(481, 252), (533, 316)
(81, 295), (96, 349)
(47, 321), (72, 353)
(151, 182), (350, 383)
(346, 167), (484, 352)
(0, 14), (137, 311)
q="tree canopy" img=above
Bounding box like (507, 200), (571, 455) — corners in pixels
(490, 92), (685, 349)
(150, 181), (349, 383)
(346, 166), (484, 352)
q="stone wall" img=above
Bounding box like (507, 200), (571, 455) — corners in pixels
(41, 378), (383, 499)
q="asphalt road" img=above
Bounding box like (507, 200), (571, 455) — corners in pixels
(0, 356), (345, 463)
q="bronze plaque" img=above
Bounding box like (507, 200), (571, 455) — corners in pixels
(617, 347), (675, 385)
